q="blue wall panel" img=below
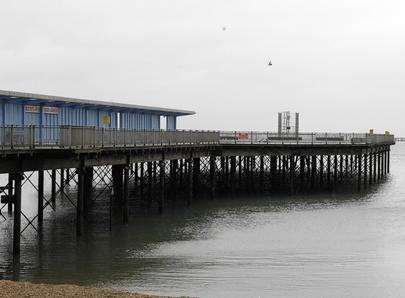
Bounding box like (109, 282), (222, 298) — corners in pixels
(166, 116), (176, 131)
(5, 102), (23, 125)
(86, 109), (98, 126)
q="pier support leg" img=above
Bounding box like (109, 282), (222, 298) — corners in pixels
(377, 152), (381, 181)
(373, 153), (377, 183)
(8, 174), (13, 214)
(271, 156), (277, 190)
(210, 156), (216, 199)
(193, 158), (200, 198)
(327, 155), (331, 190)
(159, 160), (165, 214)
(60, 168), (65, 198)
(364, 154), (368, 189)
(187, 158), (193, 207)
(147, 162), (153, 210)
(83, 167), (93, 215)
(300, 156), (305, 191)
(123, 165), (129, 223)
(387, 150), (390, 174)
(320, 155), (324, 188)
(369, 152), (373, 186)
(13, 172), (23, 257)
(333, 155), (338, 187)
(140, 162), (145, 203)
(345, 155), (349, 178)
(311, 155), (316, 189)
(289, 156), (295, 195)
(260, 156), (264, 192)
(51, 169), (56, 208)
(66, 169), (70, 186)
(112, 165), (123, 205)
(76, 167), (84, 237)
(238, 156), (242, 189)
(282, 156), (287, 186)
(357, 155), (362, 191)
(230, 156), (236, 195)
(37, 169), (44, 229)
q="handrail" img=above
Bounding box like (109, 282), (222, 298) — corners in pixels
(0, 125), (395, 150)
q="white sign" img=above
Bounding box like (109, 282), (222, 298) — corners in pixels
(43, 106), (59, 114)
(24, 105), (40, 113)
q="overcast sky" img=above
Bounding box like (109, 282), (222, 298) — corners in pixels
(0, 0), (404, 134)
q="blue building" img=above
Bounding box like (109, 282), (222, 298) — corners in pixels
(0, 90), (195, 131)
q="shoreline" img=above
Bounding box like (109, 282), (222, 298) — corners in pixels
(0, 280), (173, 298)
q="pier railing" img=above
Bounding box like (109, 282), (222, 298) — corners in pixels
(0, 125), (395, 150)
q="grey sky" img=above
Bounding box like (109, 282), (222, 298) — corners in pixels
(0, 0), (404, 134)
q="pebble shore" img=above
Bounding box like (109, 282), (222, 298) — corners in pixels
(0, 280), (169, 297)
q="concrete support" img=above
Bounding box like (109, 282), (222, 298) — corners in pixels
(377, 152), (381, 180)
(13, 172), (23, 256)
(123, 165), (129, 223)
(387, 150), (390, 173)
(37, 169), (44, 228)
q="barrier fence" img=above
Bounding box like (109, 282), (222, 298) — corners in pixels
(0, 126), (395, 150)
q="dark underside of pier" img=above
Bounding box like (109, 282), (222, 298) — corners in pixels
(0, 142), (392, 259)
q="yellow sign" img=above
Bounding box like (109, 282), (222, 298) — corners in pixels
(101, 115), (110, 125)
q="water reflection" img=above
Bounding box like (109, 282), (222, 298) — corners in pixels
(0, 145), (404, 297)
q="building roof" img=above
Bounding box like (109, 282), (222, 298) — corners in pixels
(0, 90), (195, 116)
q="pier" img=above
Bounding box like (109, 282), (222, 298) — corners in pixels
(0, 91), (395, 260)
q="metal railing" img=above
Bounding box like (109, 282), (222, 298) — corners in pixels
(219, 131), (395, 145)
(0, 126), (395, 150)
